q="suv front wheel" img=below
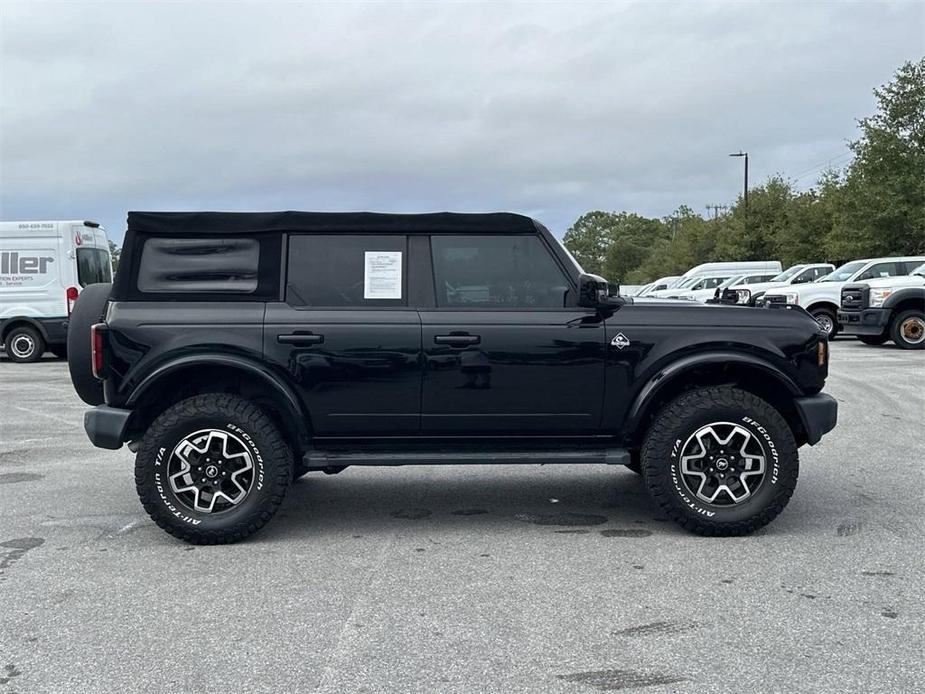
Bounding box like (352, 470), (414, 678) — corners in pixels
(641, 386), (799, 536)
(135, 394), (293, 544)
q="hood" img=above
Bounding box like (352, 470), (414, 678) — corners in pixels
(860, 274), (925, 288)
(626, 296), (825, 334)
(630, 296), (702, 306)
(734, 279), (790, 294)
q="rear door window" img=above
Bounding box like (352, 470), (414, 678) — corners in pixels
(286, 234), (407, 307)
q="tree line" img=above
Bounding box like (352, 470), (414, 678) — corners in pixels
(563, 59), (924, 285)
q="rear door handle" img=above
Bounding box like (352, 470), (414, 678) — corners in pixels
(434, 334), (480, 346)
(278, 333), (324, 345)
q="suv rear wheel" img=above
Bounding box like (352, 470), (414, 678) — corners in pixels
(135, 394), (293, 544)
(641, 386), (798, 536)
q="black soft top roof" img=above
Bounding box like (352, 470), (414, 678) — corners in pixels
(127, 211), (539, 235)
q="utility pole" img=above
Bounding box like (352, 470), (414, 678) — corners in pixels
(729, 151), (748, 209)
(705, 204), (728, 220)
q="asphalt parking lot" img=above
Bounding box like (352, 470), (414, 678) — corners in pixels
(1, 341), (923, 694)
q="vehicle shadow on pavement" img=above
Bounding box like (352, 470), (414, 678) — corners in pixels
(262, 467), (670, 541)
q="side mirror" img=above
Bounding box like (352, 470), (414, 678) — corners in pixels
(578, 273), (623, 309)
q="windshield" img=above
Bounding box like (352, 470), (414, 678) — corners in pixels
(676, 276), (701, 289)
(77, 248), (113, 286)
(820, 260), (866, 282)
(770, 265), (805, 282)
(718, 275), (744, 289)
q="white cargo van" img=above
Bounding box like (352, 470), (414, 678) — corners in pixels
(677, 261), (781, 280)
(1, 220), (112, 362)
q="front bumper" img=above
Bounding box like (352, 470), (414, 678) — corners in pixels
(794, 393), (838, 446)
(836, 308), (891, 336)
(84, 406), (132, 450)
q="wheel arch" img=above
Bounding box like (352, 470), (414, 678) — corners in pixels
(883, 289), (924, 314)
(624, 352), (809, 448)
(125, 355), (311, 454)
(804, 300), (839, 316)
(1, 317), (49, 342)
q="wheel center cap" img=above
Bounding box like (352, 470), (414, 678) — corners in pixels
(205, 465), (219, 478)
(715, 458), (729, 471)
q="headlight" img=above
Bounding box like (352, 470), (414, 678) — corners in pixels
(784, 292), (799, 305)
(869, 288), (893, 307)
(735, 289), (751, 304)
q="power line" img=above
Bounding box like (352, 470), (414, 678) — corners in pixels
(791, 151), (853, 182)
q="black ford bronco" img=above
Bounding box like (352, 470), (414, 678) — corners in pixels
(68, 211), (837, 544)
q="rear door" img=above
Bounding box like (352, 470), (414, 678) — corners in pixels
(263, 234), (422, 436)
(419, 233), (605, 435)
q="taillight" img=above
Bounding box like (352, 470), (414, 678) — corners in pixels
(66, 286), (79, 316)
(91, 323), (107, 379)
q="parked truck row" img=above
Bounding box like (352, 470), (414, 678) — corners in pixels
(630, 256), (924, 348)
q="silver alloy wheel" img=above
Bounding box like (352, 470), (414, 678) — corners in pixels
(10, 334), (36, 359)
(814, 313), (834, 335)
(679, 422), (767, 506)
(167, 429), (255, 513)
(900, 316), (925, 345)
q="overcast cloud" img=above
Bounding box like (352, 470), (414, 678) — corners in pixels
(1, 1), (922, 242)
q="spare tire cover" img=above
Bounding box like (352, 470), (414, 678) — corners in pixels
(67, 283), (112, 405)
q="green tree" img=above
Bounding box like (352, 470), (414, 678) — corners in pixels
(826, 58), (925, 258)
(108, 240), (121, 273)
(563, 211), (668, 282)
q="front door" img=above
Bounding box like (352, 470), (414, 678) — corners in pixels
(263, 234), (422, 436)
(420, 234), (605, 435)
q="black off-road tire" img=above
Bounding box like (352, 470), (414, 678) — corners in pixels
(135, 394), (293, 544)
(67, 283), (112, 404)
(4, 325), (45, 363)
(857, 334), (889, 346)
(890, 309), (925, 350)
(641, 386), (799, 536)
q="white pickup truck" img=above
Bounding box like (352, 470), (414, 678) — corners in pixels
(720, 263), (834, 306)
(837, 263), (925, 349)
(761, 256), (925, 337)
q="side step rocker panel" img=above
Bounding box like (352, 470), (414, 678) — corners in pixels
(302, 447), (631, 468)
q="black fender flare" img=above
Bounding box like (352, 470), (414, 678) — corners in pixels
(625, 350), (802, 435)
(882, 286), (925, 310)
(126, 353), (311, 443)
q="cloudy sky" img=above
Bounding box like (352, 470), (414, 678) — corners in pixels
(1, 1), (922, 243)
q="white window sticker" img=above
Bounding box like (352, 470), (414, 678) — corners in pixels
(364, 251), (403, 299)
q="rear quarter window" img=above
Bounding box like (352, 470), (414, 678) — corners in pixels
(137, 237), (260, 294)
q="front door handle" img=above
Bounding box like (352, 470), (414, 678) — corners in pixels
(434, 334), (480, 347)
(278, 332), (324, 345)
